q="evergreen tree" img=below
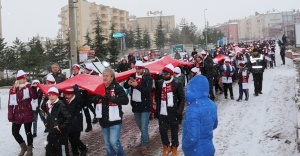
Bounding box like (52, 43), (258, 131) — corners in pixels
(25, 37), (45, 78)
(135, 25), (143, 50)
(53, 31), (65, 69)
(142, 28), (151, 49)
(63, 30), (71, 69)
(126, 27), (135, 48)
(169, 27), (181, 45)
(0, 38), (7, 72)
(3, 47), (16, 78)
(155, 17), (166, 49)
(84, 29), (92, 46)
(92, 15), (107, 60)
(107, 23), (120, 66)
(11, 38), (26, 70)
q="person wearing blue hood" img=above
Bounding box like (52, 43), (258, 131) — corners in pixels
(182, 75), (218, 156)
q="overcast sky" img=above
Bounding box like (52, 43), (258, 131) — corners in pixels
(2, 0), (298, 44)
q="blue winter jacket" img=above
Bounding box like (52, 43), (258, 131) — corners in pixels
(182, 75), (218, 156)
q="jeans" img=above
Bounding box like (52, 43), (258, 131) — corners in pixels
(238, 84), (249, 100)
(33, 111), (38, 134)
(134, 112), (150, 147)
(223, 83), (233, 98)
(101, 124), (125, 156)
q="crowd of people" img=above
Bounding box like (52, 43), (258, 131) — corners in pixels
(7, 38), (286, 156)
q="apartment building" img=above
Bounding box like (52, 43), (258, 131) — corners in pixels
(129, 15), (175, 45)
(216, 22), (239, 44)
(59, 0), (130, 47)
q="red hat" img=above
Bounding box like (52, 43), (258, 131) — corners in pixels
(47, 87), (59, 96)
(62, 88), (74, 95)
(135, 61), (145, 70)
(239, 62), (245, 67)
(16, 70), (27, 80)
(162, 64), (174, 75)
(72, 64), (80, 70)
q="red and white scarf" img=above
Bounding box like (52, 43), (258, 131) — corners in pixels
(9, 83), (30, 106)
(242, 69), (249, 89)
(95, 88), (121, 121)
(46, 98), (59, 113)
(132, 73), (143, 102)
(160, 76), (174, 116)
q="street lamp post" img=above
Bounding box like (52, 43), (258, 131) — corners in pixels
(204, 9), (208, 50)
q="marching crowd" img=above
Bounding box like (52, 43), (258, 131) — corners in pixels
(7, 39), (286, 156)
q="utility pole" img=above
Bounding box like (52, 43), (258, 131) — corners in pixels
(204, 9), (208, 50)
(69, 0), (78, 65)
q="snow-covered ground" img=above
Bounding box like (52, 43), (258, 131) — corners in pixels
(213, 44), (299, 156)
(0, 43), (299, 156)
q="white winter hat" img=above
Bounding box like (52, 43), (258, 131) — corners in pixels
(228, 53), (233, 57)
(191, 67), (199, 74)
(16, 70), (27, 80)
(143, 56), (149, 61)
(32, 79), (40, 84)
(135, 61), (145, 70)
(72, 64), (80, 70)
(200, 50), (207, 55)
(47, 87), (59, 96)
(46, 74), (56, 84)
(224, 58), (230, 63)
(213, 59), (218, 64)
(85, 64), (93, 71)
(62, 88), (74, 95)
(163, 64), (175, 75)
(174, 67), (181, 74)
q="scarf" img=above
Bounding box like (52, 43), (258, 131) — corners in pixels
(160, 76), (174, 116)
(46, 98), (59, 113)
(132, 73), (143, 102)
(242, 69), (248, 89)
(9, 83), (30, 106)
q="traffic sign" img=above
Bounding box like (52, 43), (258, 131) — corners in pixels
(113, 32), (126, 38)
(172, 44), (184, 52)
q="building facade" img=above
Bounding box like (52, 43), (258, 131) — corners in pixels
(59, 0), (130, 47)
(129, 15), (175, 47)
(216, 22), (239, 44)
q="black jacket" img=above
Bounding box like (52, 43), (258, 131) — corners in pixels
(51, 72), (66, 83)
(248, 53), (265, 74)
(124, 69), (153, 113)
(200, 55), (214, 78)
(155, 77), (185, 116)
(67, 86), (84, 133)
(44, 100), (71, 135)
(117, 63), (130, 73)
(98, 79), (129, 128)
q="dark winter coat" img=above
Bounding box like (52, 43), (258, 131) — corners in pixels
(8, 83), (38, 124)
(67, 86), (84, 133)
(200, 55), (214, 78)
(174, 74), (185, 86)
(45, 99), (71, 135)
(98, 79), (129, 128)
(124, 69), (153, 113)
(117, 63), (130, 73)
(51, 72), (66, 83)
(155, 77), (185, 116)
(248, 53), (265, 74)
(237, 67), (249, 85)
(182, 75), (218, 156)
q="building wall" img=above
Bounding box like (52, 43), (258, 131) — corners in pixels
(216, 23), (239, 43)
(129, 15), (175, 47)
(59, 0), (130, 47)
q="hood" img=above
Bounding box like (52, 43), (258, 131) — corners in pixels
(185, 75), (209, 105)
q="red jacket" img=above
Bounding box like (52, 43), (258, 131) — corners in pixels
(8, 83), (38, 124)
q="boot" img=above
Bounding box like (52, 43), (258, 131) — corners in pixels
(85, 124), (92, 132)
(171, 146), (178, 156)
(162, 145), (171, 156)
(18, 143), (27, 156)
(25, 146), (33, 156)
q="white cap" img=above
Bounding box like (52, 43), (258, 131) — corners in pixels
(135, 61), (145, 70)
(174, 67), (181, 74)
(85, 64), (93, 71)
(143, 56), (149, 61)
(224, 58), (230, 63)
(120, 58), (126, 62)
(163, 64), (175, 74)
(191, 67), (199, 74)
(47, 87), (59, 96)
(200, 50), (206, 55)
(229, 53), (233, 56)
(72, 64), (80, 70)
(46, 74), (56, 84)
(16, 70), (27, 80)
(32, 79), (40, 84)
(213, 59), (218, 64)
